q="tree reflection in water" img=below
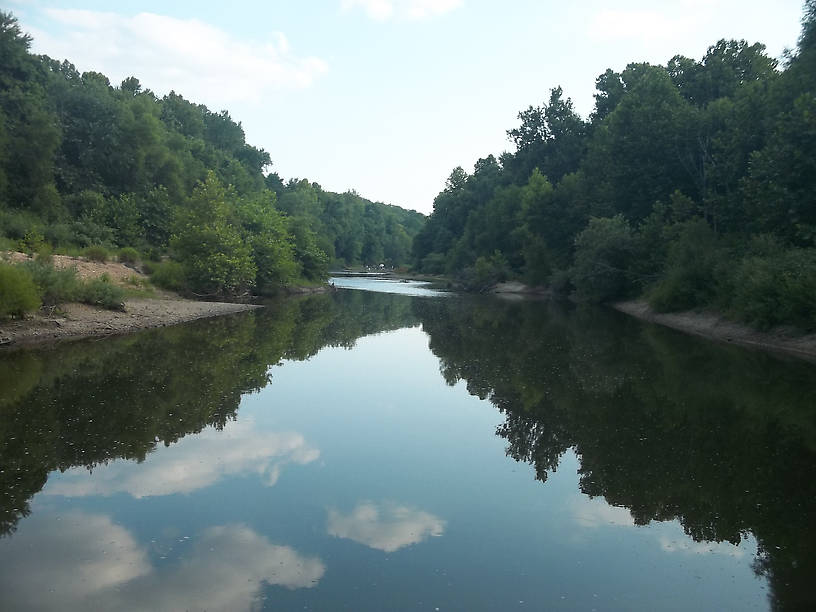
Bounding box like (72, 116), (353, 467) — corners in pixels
(415, 296), (816, 612)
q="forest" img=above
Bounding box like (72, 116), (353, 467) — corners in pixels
(413, 2), (816, 330)
(0, 10), (424, 301)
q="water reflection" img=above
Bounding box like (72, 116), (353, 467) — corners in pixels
(415, 296), (816, 611)
(0, 290), (417, 535)
(1, 284), (814, 610)
(0, 512), (324, 611)
(327, 502), (446, 552)
(44, 418), (319, 498)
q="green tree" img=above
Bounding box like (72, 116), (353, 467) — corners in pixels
(171, 172), (256, 295)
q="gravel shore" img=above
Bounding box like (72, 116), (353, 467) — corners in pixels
(0, 298), (261, 348)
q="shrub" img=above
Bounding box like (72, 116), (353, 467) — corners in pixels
(118, 247), (140, 265)
(0, 264), (41, 318)
(728, 248), (816, 330)
(81, 245), (109, 262)
(78, 274), (125, 310)
(149, 260), (185, 291)
(22, 260), (80, 307)
(19, 229), (46, 254)
(648, 219), (720, 312)
(70, 220), (116, 248)
(43, 223), (76, 247)
(460, 251), (509, 291)
(0, 209), (39, 241)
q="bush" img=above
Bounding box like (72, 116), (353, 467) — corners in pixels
(21, 260), (80, 307)
(81, 245), (109, 262)
(78, 274), (125, 310)
(19, 229), (46, 255)
(728, 248), (816, 330)
(0, 209), (40, 241)
(459, 251), (509, 292)
(118, 247), (140, 265)
(148, 260), (185, 291)
(0, 264), (41, 318)
(43, 223), (76, 247)
(648, 219), (720, 312)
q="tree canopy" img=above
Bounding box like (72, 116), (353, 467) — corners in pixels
(413, 4), (816, 330)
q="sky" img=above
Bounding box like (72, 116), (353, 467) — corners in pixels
(8, 0), (807, 214)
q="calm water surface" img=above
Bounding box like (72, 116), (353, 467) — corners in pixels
(1, 283), (814, 611)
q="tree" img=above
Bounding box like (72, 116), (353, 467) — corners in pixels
(571, 215), (636, 302)
(171, 172), (256, 295)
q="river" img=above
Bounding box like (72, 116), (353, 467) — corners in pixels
(0, 280), (814, 611)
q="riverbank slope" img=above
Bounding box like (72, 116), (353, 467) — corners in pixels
(613, 300), (816, 361)
(0, 297), (261, 348)
(1, 251), (269, 348)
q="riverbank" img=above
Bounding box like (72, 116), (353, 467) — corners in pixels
(0, 297), (261, 348)
(613, 300), (816, 361)
(483, 277), (816, 361)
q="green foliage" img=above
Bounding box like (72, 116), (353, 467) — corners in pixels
(21, 259), (79, 307)
(172, 173), (256, 295)
(0, 9), (423, 297)
(117, 247), (140, 265)
(411, 4), (815, 332)
(571, 215), (636, 302)
(146, 260), (185, 291)
(0, 263), (40, 317)
(420, 252), (447, 274)
(18, 229), (45, 254)
(648, 219), (721, 312)
(287, 217), (328, 282)
(727, 248), (816, 330)
(460, 251), (509, 291)
(81, 245), (109, 262)
(77, 274), (125, 310)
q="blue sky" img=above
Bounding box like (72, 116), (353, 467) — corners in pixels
(9, 0), (806, 213)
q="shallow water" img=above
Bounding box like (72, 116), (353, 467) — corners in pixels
(1, 285), (814, 610)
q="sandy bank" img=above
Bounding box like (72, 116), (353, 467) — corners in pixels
(0, 298), (261, 348)
(613, 300), (816, 361)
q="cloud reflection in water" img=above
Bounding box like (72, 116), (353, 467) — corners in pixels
(0, 512), (324, 611)
(44, 418), (319, 498)
(327, 501), (445, 552)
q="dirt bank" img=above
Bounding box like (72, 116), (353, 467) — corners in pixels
(613, 300), (816, 361)
(1, 251), (265, 347)
(0, 298), (261, 348)
(4, 251), (148, 284)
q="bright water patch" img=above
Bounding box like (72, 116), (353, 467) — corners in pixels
(330, 276), (449, 297)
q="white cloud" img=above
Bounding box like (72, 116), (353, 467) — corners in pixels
(44, 418), (319, 498)
(0, 512), (151, 609)
(571, 497), (635, 529)
(26, 9), (327, 108)
(0, 514), (325, 611)
(341, 0), (463, 22)
(327, 501), (445, 552)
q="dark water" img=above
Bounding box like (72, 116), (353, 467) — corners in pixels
(1, 283), (814, 611)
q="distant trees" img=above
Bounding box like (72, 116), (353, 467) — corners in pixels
(0, 10), (424, 298)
